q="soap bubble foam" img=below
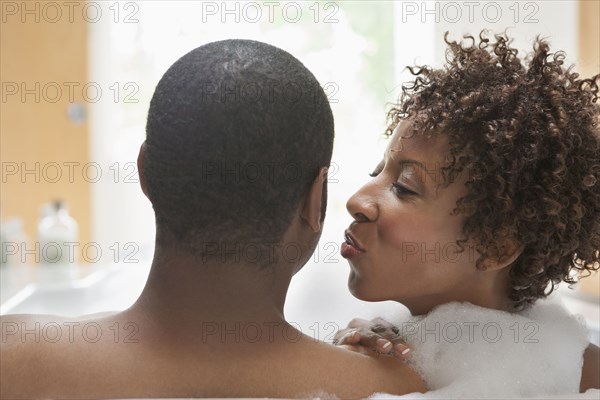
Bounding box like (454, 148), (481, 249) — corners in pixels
(371, 294), (590, 399)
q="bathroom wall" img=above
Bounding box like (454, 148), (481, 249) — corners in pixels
(1, 1), (91, 257)
(579, 0), (600, 78)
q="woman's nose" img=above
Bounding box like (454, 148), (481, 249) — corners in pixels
(346, 183), (378, 222)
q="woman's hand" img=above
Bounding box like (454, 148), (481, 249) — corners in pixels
(333, 317), (411, 360)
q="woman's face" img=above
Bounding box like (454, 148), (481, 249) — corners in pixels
(344, 121), (491, 314)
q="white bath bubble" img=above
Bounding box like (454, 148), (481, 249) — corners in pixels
(371, 293), (591, 399)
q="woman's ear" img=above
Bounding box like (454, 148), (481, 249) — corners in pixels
(137, 142), (149, 199)
(300, 167), (329, 233)
(482, 239), (524, 271)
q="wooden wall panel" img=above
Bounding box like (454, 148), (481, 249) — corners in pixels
(1, 0), (90, 263)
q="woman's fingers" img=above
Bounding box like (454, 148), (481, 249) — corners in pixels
(332, 318), (372, 344)
(336, 327), (395, 354)
(392, 341), (411, 360)
(333, 327), (362, 345)
(334, 317), (412, 360)
(370, 317), (401, 340)
(346, 317), (376, 330)
(368, 317), (412, 359)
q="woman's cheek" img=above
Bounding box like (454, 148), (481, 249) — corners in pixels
(377, 214), (412, 248)
(378, 218), (431, 260)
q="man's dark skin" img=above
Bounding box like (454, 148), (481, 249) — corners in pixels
(1, 40), (427, 399)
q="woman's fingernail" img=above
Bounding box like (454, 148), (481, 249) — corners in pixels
(377, 339), (392, 352)
(395, 343), (410, 355)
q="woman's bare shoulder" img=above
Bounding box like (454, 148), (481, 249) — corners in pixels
(581, 343), (600, 392)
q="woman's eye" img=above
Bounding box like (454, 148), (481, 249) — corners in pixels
(392, 182), (416, 196)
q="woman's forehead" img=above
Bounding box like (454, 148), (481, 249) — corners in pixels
(388, 121), (450, 162)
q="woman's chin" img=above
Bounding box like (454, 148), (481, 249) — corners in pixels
(347, 274), (365, 299)
(348, 277), (383, 302)
(348, 274), (406, 303)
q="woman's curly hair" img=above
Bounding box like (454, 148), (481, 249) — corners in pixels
(387, 31), (600, 311)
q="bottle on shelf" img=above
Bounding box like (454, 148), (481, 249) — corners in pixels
(37, 200), (79, 281)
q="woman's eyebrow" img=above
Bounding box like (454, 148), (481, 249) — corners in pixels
(386, 148), (434, 184)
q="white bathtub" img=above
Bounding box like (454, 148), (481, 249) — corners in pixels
(0, 263), (150, 316)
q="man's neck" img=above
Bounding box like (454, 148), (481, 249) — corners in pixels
(128, 245), (294, 331)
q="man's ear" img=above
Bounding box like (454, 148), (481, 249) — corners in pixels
(482, 238), (524, 271)
(300, 167), (329, 233)
(137, 142), (149, 199)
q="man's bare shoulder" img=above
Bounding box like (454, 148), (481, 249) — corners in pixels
(2, 314), (69, 398)
(292, 337), (427, 398)
(1, 312), (120, 346)
(1, 312), (123, 399)
(1, 316), (427, 399)
(2, 313), (71, 345)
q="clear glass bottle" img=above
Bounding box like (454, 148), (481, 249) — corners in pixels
(37, 200), (79, 275)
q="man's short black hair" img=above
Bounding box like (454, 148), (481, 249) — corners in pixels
(143, 39), (334, 255)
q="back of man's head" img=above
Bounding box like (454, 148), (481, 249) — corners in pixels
(143, 39), (334, 260)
